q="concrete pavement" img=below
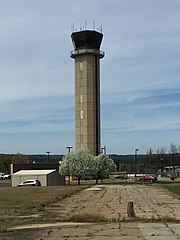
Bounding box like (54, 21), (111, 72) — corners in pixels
(7, 221), (180, 239)
(3, 184), (180, 239)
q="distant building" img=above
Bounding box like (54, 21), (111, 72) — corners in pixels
(12, 169), (64, 186)
(164, 166), (180, 178)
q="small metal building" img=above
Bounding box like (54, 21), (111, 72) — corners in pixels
(12, 169), (65, 187)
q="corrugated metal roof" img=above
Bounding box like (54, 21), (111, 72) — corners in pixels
(13, 169), (56, 175)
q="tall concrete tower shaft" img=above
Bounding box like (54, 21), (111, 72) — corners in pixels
(70, 30), (104, 156)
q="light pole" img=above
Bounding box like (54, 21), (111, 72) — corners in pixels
(160, 157), (164, 176)
(134, 148), (139, 178)
(101, 146), (106, 155)
(66, 146), (73, 153)
(46, 151), (51, 161)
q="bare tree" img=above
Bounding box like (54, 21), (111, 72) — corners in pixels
(157, 146), (167, 156)
(169, 142), (177, 180)
(169, 142), (177, 155)
(177, 145), (180, 154)
(145, 148), (153, 170)
(157, 146), (167, 176)
(169, 142), (177, 166)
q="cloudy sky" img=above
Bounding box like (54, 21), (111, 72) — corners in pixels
(0, 0), (180, 155)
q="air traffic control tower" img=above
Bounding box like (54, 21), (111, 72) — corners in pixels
(70, 30), (104, 156)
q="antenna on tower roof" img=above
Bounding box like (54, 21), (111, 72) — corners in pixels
(71, 21), (103, 33)
(100, 24), (103, 33)
(93, 20), (95, 30)
(71, 23), (74, 32)
(85, 20), (87, 30)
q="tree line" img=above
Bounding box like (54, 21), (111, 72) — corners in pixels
(1, 142), (180, 176)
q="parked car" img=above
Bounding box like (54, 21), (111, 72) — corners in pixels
(139, 175), (157, 183)
(17, 179), (41, 187)
(0, 172), (11, 180)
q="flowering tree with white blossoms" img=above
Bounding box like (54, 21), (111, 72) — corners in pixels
(59, 152), (72, 184)
(94, 154), (116, 184)
(59, 149), (98, 185)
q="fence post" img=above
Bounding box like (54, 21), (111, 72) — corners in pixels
(127, 201), (135, 218)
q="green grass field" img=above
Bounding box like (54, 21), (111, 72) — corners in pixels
(160, 184), (180, 196)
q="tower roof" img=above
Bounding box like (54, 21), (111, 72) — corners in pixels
(71, 30), (103, 50)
